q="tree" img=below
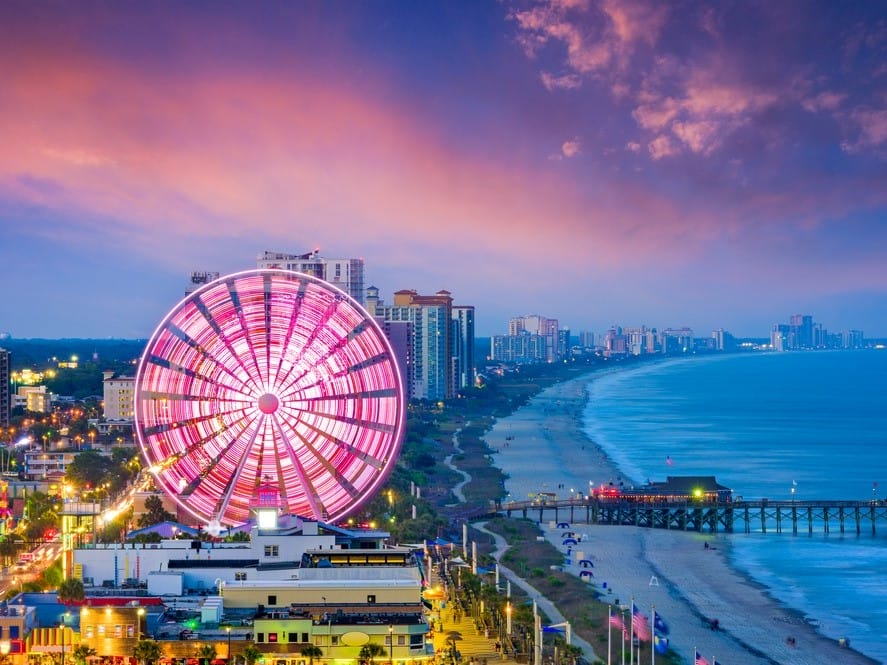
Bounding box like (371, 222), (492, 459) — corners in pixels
(241, 645), (262, 665)
(132, 639), (162, 665)
(197, 644), (218, 665)
(138, 495), (175, 528)
(72, 645), (97, 665)
(300, 645), (323, 665)
(57, 578), (85, 603)
(358, 643), (386, 665)
(65, 450), (114, 489)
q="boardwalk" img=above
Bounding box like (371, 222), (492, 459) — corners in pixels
(485, 498), (887, 535)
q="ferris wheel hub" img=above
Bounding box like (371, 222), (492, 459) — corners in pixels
(257, 392), (280, 414)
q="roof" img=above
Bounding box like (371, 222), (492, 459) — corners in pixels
(650, 476), (732, 493)
(126, 521), (199, 539)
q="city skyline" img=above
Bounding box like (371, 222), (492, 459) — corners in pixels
(1, 2), (885, 338)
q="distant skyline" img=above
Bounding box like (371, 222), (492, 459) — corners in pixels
(1, 1), (885, 339)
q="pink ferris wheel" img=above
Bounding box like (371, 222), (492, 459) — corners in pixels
(134, 269), (405, 528)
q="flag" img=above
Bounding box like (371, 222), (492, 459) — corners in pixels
(653, 611), (670, 636)
(653, 635), (669, 654)
(632, 606), (651, 642)
(694, 651), (710, 665)
(609, 614), (625, 632)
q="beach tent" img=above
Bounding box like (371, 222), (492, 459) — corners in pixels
(562, 538), (578, 545)
(556, 522), (570, 528)
(579, 559), (593, 568)
(579, 570), (593, 578)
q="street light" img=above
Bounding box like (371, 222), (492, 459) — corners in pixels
(388, 624), (394, 665)
(137, 607), (146, 639)
(226, 626), (232, 662)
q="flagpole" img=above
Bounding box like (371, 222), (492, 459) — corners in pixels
(629, 600), (634, 665)
(650, 607), (655, 665)
(607, 605), (611, 665)
(621, 607), (625, 665)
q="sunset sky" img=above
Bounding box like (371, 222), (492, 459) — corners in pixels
(2, 1), (886, 339)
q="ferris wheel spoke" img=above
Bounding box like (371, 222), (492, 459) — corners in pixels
(268, 278), (309, 388)
(276, 294), (343, 388)
(272, 416), (326, 520)
(292, 418), (387, 471)
(210, 419), (264, 519)
(194, 296), (263, 394)
(274, 415), (362, 500)
(161, 322), (256, 397)
(224, 277), (266, 389)
(275, 319), (371, 396)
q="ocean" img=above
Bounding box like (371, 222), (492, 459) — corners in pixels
(581, 350), (887, 663)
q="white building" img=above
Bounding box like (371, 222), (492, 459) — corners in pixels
(102, 372), (135, 421)
(257, 250), (366, 305)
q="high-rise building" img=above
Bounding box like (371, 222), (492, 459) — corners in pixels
(368, 288), (473, 401)
(186, 271), (220, 296)
(0, 348), (9, 427)
(452, 306), (476, 390)
(507, 315), (560, 362)
(257, 250), (365, 305)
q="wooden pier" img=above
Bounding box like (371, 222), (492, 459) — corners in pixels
(492, 498), (887, 535)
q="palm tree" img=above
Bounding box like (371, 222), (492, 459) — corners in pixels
(57, 579), (85, 604)
(358, 643), (386, 665)
(241, 644), (262, 665)
(197, 644), (218, 665)
(71, 645), (96, 665)
(132, 639), (162, 665)
(300, 645), (323, 665)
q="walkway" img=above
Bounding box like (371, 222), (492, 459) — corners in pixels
(473, 523), (595, 660)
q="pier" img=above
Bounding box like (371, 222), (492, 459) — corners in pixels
(489, 498), (887, 535)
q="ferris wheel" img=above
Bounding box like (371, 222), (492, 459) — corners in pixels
(134, 269), (405, 528)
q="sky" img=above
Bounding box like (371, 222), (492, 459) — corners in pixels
(1, 0), (886, 339)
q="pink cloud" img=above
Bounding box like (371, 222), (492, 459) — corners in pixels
(671, 120), (720, 154)
(0, 31), (718, 277)
(600, 0), (668, 46)
(541, 71), (582, 90)
(561, 138), (582, 157)
(801, 90), (847, 113)
(842, 106), (887, 153)
(647, 135), (678, 160)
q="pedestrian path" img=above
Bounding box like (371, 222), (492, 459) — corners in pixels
(431, 600), (518, 665)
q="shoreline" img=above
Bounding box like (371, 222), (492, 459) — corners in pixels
(484, 371), (878, 665)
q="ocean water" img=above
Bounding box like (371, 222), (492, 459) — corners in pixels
(582, 350), (887, 662)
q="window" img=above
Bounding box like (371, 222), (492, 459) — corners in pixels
(367, 594), (376, 604)
(9, 627), (18, 639)
(331, 636), (339, 645)
(235, 572), (247, 581)
(268, 595), (277, 605)
(288, 632), (298, 643)
(264, 544), (280, 557)
(257, 633), (264, 643)
(268, 633), (278, 643)
(302, 633), (309, 643)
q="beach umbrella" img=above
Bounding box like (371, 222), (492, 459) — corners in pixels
(579, 559), (593, 568)
(445, 631), (463, 642)
(556, 522), (570, 528)
(562, 538), (578, 545)
(579, 570), (593, 578)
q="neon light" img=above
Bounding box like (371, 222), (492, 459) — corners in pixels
(134, 269), (405, 526)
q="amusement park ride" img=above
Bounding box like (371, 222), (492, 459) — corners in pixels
(132, 269), (407, 530)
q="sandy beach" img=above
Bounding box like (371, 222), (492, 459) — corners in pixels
(485, 373), (877, 665)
